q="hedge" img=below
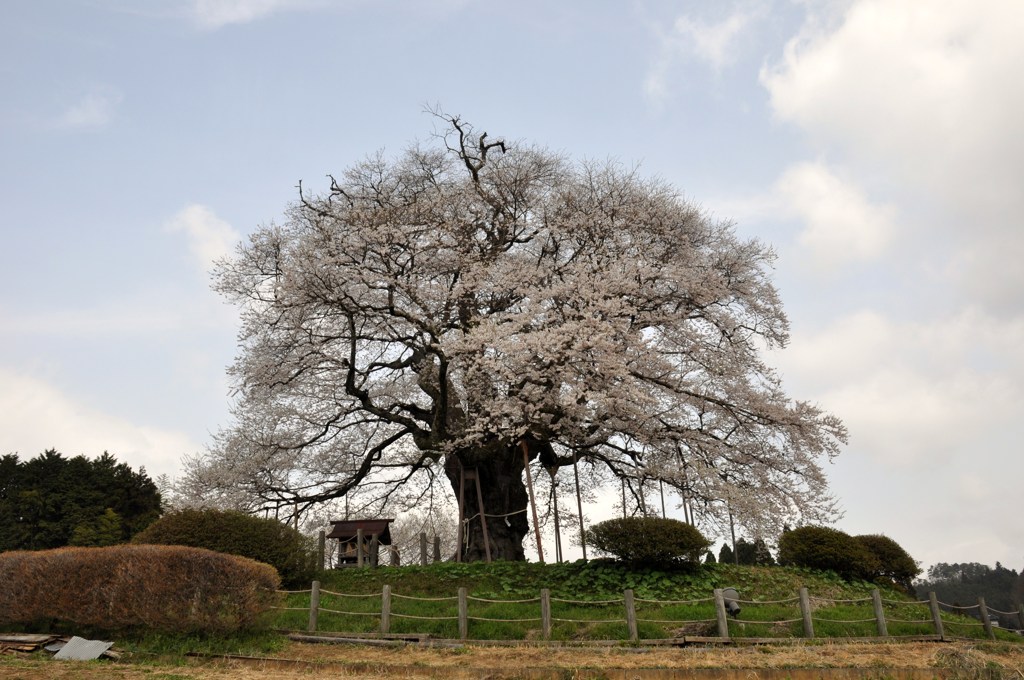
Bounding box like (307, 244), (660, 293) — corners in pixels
(586, 517), (709, 567)
(0, 545), (280, 633)
(133, 508), (315, 587)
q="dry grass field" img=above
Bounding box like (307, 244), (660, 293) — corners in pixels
(3, 640), (1024, 679)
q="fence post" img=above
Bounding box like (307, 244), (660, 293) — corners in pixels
(871, 589), (888, 637)
(370, 534), (379, 568)
(317, 530), (326, 571)
(713, 589), (730, 641)
(624, 589), (638, 642)
(433, 536), (441, 563)
(308, 580), (321, 633)
(357, 528), (365, 568)
(541, 588), (551, 640)
(458, 587), (468, 640)
(381, 585), (391, 635)
(420, 532), (428, 566)
(928, 591), (945, 640)
(798, 587), (814, 638)
(979, 597), (995, 640)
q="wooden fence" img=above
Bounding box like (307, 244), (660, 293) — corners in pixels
(278, 583), (1024, 643)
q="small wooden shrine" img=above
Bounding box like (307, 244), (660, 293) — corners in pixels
(325, 518), (394, 567)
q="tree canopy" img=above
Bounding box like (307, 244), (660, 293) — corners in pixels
(0, 449), (162, 551)
(182, 114), (846, 560)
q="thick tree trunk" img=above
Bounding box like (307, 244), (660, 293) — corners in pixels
(445, 443), (531, 562)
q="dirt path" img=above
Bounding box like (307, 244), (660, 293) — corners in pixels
(3, 640), (1024, 679)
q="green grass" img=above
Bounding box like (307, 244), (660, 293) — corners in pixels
(266, 560), (1024, 643)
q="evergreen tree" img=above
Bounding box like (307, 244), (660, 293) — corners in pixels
(719, 542), (735, 565)
(0, 450), (161, 551)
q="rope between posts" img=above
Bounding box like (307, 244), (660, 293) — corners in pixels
(550, 597), (624, 605)
(269, 606), (310, 611)
(736, 597), (799, 605)
(882, 598), (923, 605)
(462, 508), (529, 522)
(551, 617), (624, 624)
(731, 618), (803, 625)
(811, 596), (872, 605)
(939, 601), (979, 611)
(468, 616), (542, 623)
(317, 607), (376, 617)
(390, 612), (459, 621)
(638, 616), (717, 624)
(469, 596), (540, 604)
(886, 618), (933, 624)
(987, 606), (1020, 615)
(635, 596), (713, 605)
(391, 593), (458, 602)
(945, 620), (986, 628)
(276, 589), (312, 595)
(319, 589), (379, 599)
(813, 616), (876, 624)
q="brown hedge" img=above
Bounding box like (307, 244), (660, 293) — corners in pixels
(0, 544), (281, 633)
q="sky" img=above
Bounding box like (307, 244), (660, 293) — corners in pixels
(2, 0), (1022, 575)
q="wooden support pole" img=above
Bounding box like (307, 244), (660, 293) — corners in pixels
(713, 589), (730, 640)
(871, 589), (888, 637)
(472, 470), (492, 563)
(979, 597), (995, 640)
(928, 592), (945, 640)
(308, 580), (321, 633)
(380, 585), (391, 634)
(521, 441), (544, 563)
(420, 532), (428, 566)
(799, 587), (814, 638)
(370, 533), (379, 568)
(456, 466), (466, 563)
(317, 530), (325, 572)
(550, 471), (562, 563)
(458, 587), (468, 640)
(621, 478), (627, 519)
(433, 536), (441, 563)
(357, 529), (364, 568)
(659, 480), (666, 519)
(572, 450), (587, 561)
(541, 589), (552, 640)
(624, 589), (639, 642)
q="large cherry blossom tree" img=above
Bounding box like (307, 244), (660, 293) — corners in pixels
(183, 115), (846, 561)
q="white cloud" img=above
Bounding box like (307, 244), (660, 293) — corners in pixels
(773, 308), (1024, 468)
(54, 88), (123, 130)
(190, 0), (316, 29)
(776, 161), (894, 267)
(0, 367), (199, 479)
(672, 11), (754, 71)
(645, 6), (760, 105)
(760, 0), (1024, 310)
(165, 204), (241, 273)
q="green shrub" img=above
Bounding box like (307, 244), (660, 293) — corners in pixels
(777, 525), (879, 581)
(0, 545), (279, 633)
(133, 509), (315, 587)
(855, 534), (920, 591)
(585, 517), (709, 567)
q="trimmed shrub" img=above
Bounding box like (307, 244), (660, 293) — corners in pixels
(585, 517), (709, 567)
(855, 534), (920, 591)
(0, 545), (280, 633)
(133, 508), (315, 587)
(777, 525), (879, 582)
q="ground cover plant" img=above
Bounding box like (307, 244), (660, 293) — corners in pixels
(271, 561), (1024, 643)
